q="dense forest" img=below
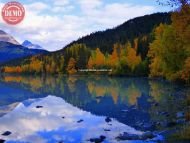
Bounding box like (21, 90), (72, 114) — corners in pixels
(0, 13), (171, 75)
(1, 1), (190, 83)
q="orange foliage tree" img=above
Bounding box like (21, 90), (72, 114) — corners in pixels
(87, 48), (106, 68)
(67, 57), (77, 74)
(126, 44), (142, 71)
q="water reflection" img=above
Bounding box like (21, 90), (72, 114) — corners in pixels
(0, 96), (162, 143)
(0, 75), (189, 132)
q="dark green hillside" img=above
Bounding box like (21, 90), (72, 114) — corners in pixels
(58, 12), (171, 58)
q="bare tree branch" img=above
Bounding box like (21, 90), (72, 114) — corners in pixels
(157, 0), (190, 7)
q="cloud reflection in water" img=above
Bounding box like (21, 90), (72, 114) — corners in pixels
(0, 96), (160, 143)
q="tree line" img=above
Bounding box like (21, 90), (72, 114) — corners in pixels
(1, 0), (190, 83)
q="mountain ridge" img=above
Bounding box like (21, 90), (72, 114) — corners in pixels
(56, 12), (171, 56)
(22, 40), (44, 50)
(0, 30), (20, 45)
(0, 41), (48, 64)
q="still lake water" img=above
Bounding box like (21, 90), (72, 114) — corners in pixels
(0, 75), (189, 143)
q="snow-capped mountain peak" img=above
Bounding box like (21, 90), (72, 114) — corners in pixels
(22, 40), (44, 50)
(0, 30), (20, 45)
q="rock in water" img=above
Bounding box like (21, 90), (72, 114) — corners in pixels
(2, 131), (11, 136)
(104, 129), (111, 132)
(36, 106), (43, 108)
(116, 132), (140, 140)
(77, 119), (84, 123)
(116, 132), (155, 141)
(89, 135), (106, 143)
(140, 131), (155, 140)
(105, 117), (112, 123)
(0, 139), (5, 143)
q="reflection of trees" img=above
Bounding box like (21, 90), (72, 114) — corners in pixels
(87, 80), (119, 104)
(126, 84), (141, 105)
(67, 77), (77, 93)
(149, 80), (171, 102)
(4, 76), (43, 92)
(1, 75), (150, 106)
(86, 77), (145, 105)
(148, 80), (189, 130)
(2, 75), (63, 94)
(110, 88), (118, 104)
(1, 75), (189, 131)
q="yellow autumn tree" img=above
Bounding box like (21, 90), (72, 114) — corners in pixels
(126, 44), (141, 71)
(148, 4), (190, 82)
(87, 48), (105, 68)
(172, 4), (190, 44)
(109, 45), (119, 67)
(180, 57), (190, 82)
(67, 57), (77, 74)
(87, 57), (94, 69)
(95, 48), (105, 67)
(4, 66), (22, 73)
(29, 58), (43, 73)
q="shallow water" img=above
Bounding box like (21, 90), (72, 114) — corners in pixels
(0, 75), (189, 143)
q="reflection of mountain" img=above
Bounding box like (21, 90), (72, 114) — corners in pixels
(0, 75), (188, 131)
(0, 76), (150, 129)
(0, 102), (19, 117)
(0, 96), (144, 143)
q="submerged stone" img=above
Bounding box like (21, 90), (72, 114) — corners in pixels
(116, 132), (140, 140)
(160, 111), (170, 117)
(2, 131), (11, 136)
(105, 117), (112, 123)
(0, 139), (5, 143)
(104, 129), (111, 132)
(77, 119), (84, 123)
(116, 131), (155, 141)
(95, 96), (102, 99)
(89, 135), (106, 143)
(36, 106), (43, 108)
(140, 131), (155, 140)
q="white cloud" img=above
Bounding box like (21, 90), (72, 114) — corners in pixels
(78, 0), (103, 11)
(26, 2), (49, 13)
(51, 5), (74, 13)
(53, 0), (70, 6)
(0, 1), (157, 51)
(83, 3), (155, 27)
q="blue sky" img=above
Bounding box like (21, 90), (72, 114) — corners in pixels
(0, 0), (172, 51)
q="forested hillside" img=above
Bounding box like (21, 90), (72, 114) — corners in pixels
(0, 13), (171, 76)
(57, 13), (171, 57)
(148, 4), (190, 82)
(1, 7), (190, 83)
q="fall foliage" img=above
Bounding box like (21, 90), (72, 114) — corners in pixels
(1, 3), (189, 83)
(67, 58), (77, 74)
(148, 4), (190, 82)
